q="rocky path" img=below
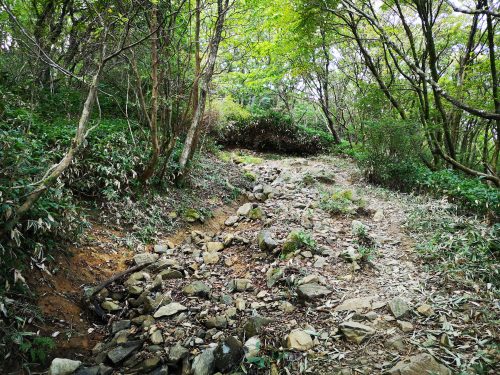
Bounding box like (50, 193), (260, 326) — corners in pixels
(50, 154), (498, 375)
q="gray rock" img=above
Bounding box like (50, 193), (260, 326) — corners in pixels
(389, 297), (411, 319)
(133, 252), (159, 266)
(111, 320), (131, 334)
(150, 330), (163, 344)
(214, 336), (244, 372)
(203, 251), (220, 264)
(192, 348), (215, 375)
(154, 302), (187, 318)
(169, 342), (189, 363)
(158, 269), (183, 280)
(225, 215), (240, 226)
(257, 230), (278, 251)
(107, 341), (142, 364)
(183, 281), (211, 298)
(101, 301), (121, 312)
(296, 283), (331, 301)
(339, 322), (375, 344)
(98, 364), (113, 375)
(49, 358), (82, 375)
(220, 294), (233, 305)
(237, 203), (254, 216)
(388, 353), (451, 375)
(244, 336), (261, 359)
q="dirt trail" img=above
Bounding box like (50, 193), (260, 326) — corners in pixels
(44, 154), (498, 375)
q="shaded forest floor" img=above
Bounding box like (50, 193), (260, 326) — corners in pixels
(27, 152), (499, 374)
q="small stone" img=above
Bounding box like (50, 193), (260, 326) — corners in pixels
(244, 336), (261, 359)
(385, 336), (405, 351)
(235, 298), (246, 311)
(312, 256), (326, 268)
(150, 330), (163, 344)
(127, 285), (143, 295)
(183, 281), (211, 298)
(279, 301), (295, 313)
(257, 230), (278, 251)
(417, 304), (435, 317)
(205, 315), (228, 329)
(335, 296), (376, 313)
(158, 269), (183, 280)
(153, 302), (187, 318)
(169, 343), (189, 363)
(373, 210), (384, 222)
(286, 329), (314, 351)
(225, 215), (240, 226)
(49, 358), (82, 375)
(220, 294), (233, 305)
(388, 297), (411, 319)
(237, 203), (254, 216)
(101, 301), (121, 312)
(266, 267), (283, 287)
(297, 283), (331, 301)
(107, 342), (142, 364)
(387, 353), (451, 375)
(133, 252), (159, 266)
(206, 241), (224, 252)
(339, 321), (376, 344)
(112, 320), (131, 334)
(397, 320), (414, 332)
(228, 278), (252, 292)
(340, 246), (361, 262)
(203, 251), (220, 264)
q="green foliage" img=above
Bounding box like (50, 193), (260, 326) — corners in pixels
(416, 169), (499, 217)
(319, 189), (364, 216)
(214, 110), (333, 155)
(357, 119), (423, 189)
(282, 230), (316, 256)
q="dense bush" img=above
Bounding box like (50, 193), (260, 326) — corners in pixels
(214, 110), (334, 155)
(357, 118), (423, 189)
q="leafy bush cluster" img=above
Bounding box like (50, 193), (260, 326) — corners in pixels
(355, 119), (499, 218)
(213, 110), (334, 155)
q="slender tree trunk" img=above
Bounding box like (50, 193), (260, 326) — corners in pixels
(177, 0), (230, 179)
(139, 4), (160, 183)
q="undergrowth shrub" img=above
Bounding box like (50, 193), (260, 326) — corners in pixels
(357, 118), (423, 189)
(214, 110), (333, 155)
